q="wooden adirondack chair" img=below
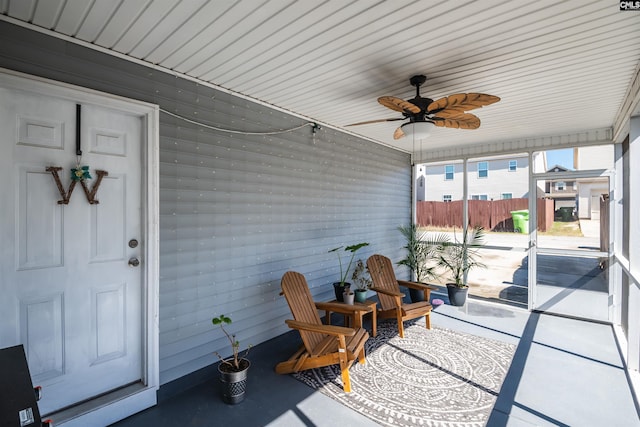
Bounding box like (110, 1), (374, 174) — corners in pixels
(275, 271), (369, 392)
(367, 254), (437, 338)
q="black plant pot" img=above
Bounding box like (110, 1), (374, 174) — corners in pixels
(333, 282), (351, 302)
(409, 288), (424, 303)
(218, 359), (250, 404)
(446, 284), (468, 306)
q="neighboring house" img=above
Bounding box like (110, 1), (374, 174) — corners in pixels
(544, 146), (614, 219)
(576, 176), (609, 220)
(417, 153), (546, 202)
(573, 146), (614, 219)
(544, 165), (577, 210)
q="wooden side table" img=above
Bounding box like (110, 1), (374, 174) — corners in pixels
(321, 299), (377, 337)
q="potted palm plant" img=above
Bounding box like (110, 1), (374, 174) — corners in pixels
(437, 226), (486, 306)
(328, 242), (369, 302)
(351, 259), (372, 303)
(397, 224), (449, 302)
(212, 314), (251, 404)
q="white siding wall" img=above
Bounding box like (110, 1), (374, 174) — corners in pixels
(575, 145), (614, 170)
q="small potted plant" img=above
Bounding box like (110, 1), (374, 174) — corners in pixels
(437, 226), (486, 306)
(343, 287), (355, 304)
(328, 242), (369, 301)
(212, 314), (251, 404)
(397, 224), (449, 302)
(351, 259), (372, 303)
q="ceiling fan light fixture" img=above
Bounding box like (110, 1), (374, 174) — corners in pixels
(401, 121), (433, 139)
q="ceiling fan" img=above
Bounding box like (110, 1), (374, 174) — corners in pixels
(347, 75), (500, 139)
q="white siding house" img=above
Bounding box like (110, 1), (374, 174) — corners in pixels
(417, 153), (545, 202)
(574, 146), (614, 219)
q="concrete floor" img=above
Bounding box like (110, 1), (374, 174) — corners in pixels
(111, 298), (639, 427)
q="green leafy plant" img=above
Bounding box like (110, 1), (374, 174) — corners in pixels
(397, 224), (449, 283)
(437, 226), (486, 288)
(328, 242), (369, 287)
(351, 259), (372, 291)
(212, 314), (251, 371)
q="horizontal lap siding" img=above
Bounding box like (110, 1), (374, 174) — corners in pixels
(159, 106), (409, 382)
(0, 22), (411, 384)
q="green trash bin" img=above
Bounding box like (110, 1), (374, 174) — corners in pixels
(510, 210), (529, 234)
(558, 206), (573, 221)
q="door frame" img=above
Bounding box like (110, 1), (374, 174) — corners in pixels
(0, 68), (160, 426)
(528, 165), (614, 321)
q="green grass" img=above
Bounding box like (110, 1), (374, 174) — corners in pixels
(540, 221), (584, 237)
(422, 221), (584, 237)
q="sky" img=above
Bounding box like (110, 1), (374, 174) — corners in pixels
(545, 148), (573, 170)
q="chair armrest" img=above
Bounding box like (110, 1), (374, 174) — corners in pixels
(397, 280), (438, 291)
(315, 301), (372, 314)
(285, 319), (356, 337)
(370, 286), (405, 297)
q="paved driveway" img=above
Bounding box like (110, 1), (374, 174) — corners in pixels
(425, 221), (605, 308)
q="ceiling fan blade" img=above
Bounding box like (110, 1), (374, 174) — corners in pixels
(393, 126), (405, 139)
(378, 96), (421, 114)
(427, 93), (500, 114)
(432, 112), (481, 129)
(434, 108), (473, 119)
(345, 117), (404, 126)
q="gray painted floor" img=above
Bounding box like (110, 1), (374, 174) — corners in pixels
(112, 299), (639, 427)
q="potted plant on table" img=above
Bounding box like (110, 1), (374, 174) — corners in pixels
(351, 259), (372, 303)
(328, 242), (369, 302)
(437, 226), (486, 306)
(397, 224), (449, 302)
(212, 314), (251, 404)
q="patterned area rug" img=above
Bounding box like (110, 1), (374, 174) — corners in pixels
(293, 320), (515, 427)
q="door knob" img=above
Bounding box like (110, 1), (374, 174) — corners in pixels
(128, 257), (140, 267)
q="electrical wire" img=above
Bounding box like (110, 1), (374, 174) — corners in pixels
(160, 108), (315, 135)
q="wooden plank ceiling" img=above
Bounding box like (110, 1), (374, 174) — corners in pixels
(2, 0), (640, 157)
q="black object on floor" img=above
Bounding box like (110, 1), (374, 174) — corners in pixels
(0, 344), (42, 427)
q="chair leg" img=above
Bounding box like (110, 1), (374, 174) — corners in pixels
(357, 347), (366, 364)
(337, 336), (352, 392)
(397, 310), (404, 338)
(340, 359), (352, 392)
(425, 312), (431, 330)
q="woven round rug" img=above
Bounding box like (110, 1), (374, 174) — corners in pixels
(293, 319), (515, 427)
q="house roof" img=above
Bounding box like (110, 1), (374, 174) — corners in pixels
(547, 164), (572, 173)
(2, 0), (639, 161)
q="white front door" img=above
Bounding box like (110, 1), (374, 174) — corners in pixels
(0, 86), (144, 415)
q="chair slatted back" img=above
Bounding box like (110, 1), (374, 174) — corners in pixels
(281, 271), (325, 352)
(367, 254), (401, 311)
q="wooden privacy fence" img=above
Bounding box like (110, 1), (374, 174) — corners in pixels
(417, 198), (554, 232)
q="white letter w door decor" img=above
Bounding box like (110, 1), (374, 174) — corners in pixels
(46, 104), (108, 204)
